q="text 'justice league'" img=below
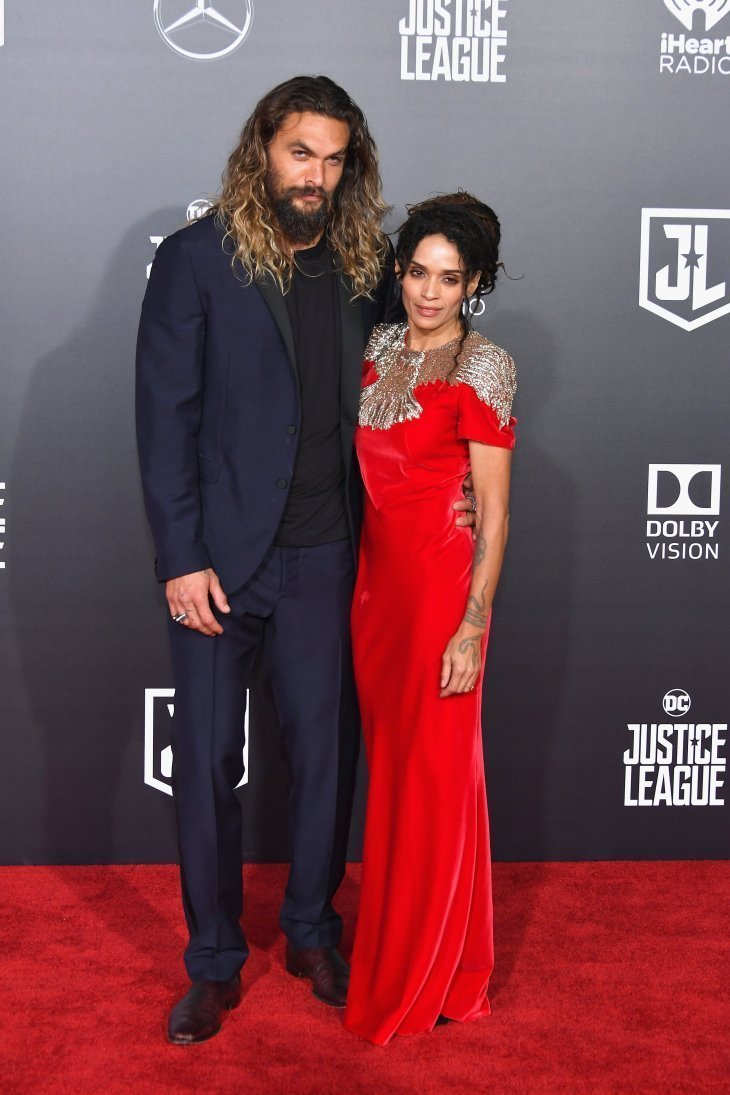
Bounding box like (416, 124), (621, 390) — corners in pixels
(399, 0), (509, 82)
(624, 723), (727, 807)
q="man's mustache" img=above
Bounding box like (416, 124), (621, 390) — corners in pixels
(285, 186), (330, 203)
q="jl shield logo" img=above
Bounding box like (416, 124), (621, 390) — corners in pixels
(153, 1), (253, 61)
(662, 0), (730, 32)
(144, 688), (249, 796)
(639, 209), (730, 331)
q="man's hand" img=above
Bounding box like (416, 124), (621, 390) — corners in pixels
(453, 472), (477, 535)
(166, 568), (230, 637)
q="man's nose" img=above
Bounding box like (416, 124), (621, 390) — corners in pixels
(305, 161), (325, 188)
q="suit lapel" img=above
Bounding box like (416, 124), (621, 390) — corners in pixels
(337, 274), (364, 429)
(255, 274), (298, 388)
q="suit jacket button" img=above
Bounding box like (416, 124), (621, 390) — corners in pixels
(286, 425), (296, 435)
(276, 478), (288, 489)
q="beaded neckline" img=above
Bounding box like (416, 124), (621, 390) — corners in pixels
(359, 322), (516, 432)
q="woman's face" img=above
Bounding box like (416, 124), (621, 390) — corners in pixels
(399, 234), (479, 341)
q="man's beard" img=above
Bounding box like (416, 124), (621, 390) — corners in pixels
(266, 171), (333, 246)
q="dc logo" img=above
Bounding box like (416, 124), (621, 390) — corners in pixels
(647, 464), (721, 516)
(153, 1), (253, 61)
(144, 688), (249, 796)
(663, 688), (691, 716)
(187, 198), (213, 221)
(662, 0), (730, 32)
(639, 209), (730, 331)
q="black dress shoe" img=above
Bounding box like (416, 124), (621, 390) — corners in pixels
(285, 943), (349, 1008)
(167, 974), (242, 1045)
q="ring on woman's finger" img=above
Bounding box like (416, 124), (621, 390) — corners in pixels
(172, 612), (188, 624)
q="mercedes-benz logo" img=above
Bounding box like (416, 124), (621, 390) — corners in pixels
(154, 0), (254, 61)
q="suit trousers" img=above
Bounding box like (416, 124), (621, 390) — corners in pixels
(167, 539), (358, 982)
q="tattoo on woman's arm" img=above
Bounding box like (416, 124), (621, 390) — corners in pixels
(474, 531), (486, 567)
(463, 580), (489, 630)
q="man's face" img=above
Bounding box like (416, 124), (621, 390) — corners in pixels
(265, 111), (350, 246)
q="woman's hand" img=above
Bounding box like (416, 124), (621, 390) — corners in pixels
(440, 624), (483, 698)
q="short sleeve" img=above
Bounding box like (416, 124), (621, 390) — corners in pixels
(457, 382), (516, 449)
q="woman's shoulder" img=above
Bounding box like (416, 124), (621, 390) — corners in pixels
(450, 331), (517, 428)
(364, 321), (407, 362)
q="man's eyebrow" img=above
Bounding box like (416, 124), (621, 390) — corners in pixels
(287, 140), (348, 158)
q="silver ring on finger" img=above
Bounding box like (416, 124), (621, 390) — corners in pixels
(466, 492), (477, 513)
(173, 612), (188, 624)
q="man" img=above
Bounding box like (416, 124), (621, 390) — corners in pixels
(137, 75), (474, 1045)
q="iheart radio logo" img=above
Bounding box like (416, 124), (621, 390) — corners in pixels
(662, 0), (730, 32)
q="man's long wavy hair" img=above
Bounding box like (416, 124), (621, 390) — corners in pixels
(215, 75), (389, 298)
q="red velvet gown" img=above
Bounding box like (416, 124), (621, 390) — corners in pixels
(343, 323), (516, 1046)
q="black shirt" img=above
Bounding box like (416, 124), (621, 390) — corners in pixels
(275, 236), (350, 547)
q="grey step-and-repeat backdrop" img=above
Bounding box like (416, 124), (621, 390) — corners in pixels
(1, 2), (728, 865)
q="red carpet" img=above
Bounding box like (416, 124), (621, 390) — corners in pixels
(0, 862), (727, 1094)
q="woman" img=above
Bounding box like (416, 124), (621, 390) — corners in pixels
(343, 193), (517, 1045)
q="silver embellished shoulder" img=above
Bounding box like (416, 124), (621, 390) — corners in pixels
(363, 322), (404, 364)
(360, 324), (516, 431)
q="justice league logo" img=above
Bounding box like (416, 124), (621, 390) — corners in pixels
(639, 209), (730, 331)
(623, 689), (727, 807)
(153, 0), (253, 61)
(0, 480), (5, 571)
(399, 0), (509, 82)
(144, 688), (249, 796)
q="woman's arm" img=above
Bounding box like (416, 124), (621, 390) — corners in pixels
(440, 442), (512, 698)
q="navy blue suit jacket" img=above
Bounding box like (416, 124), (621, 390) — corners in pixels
(136, 213), (396, 593)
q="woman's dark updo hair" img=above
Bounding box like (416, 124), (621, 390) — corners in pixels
(395, 191), (501, 334)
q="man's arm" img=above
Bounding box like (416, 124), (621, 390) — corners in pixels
(136, 232), (230, 635)
(136, 231), (212, 581)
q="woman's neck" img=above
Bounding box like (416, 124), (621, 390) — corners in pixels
(406, 319), (463, 352)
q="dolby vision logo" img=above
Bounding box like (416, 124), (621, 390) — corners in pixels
(646, 464), (721, 561)
(648, 464), (721, 517)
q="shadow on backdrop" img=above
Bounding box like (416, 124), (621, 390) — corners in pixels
(481, 309), (575, 995)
